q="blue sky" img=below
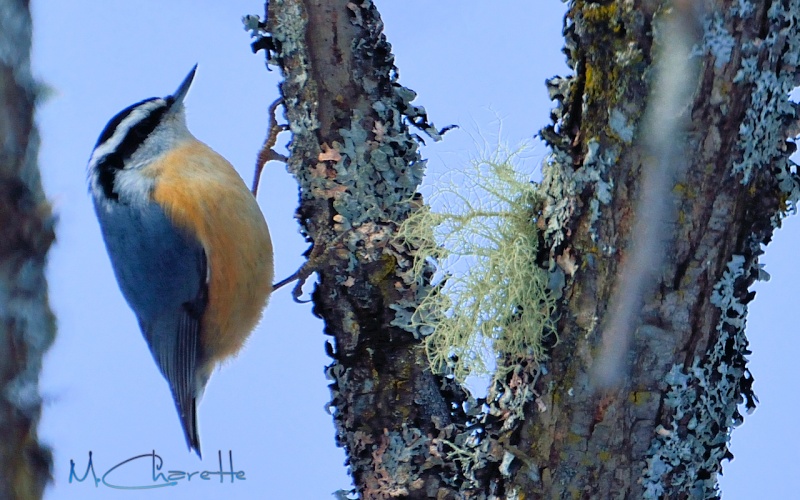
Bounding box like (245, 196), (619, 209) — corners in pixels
(31, 1), (798, 498)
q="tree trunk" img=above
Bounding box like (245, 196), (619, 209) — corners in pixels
(0, 0), (56, 498)
(258, 0), (800, 498)
(513, 1), (797, 497)
(259, 1), (471, 496)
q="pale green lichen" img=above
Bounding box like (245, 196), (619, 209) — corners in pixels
(609, 108), (635, 144)
(693, 12), (735, 70)
(731, 0), (755, 17)
(642, 255), (758, 499)
(397, 143), (556, 382)
(732, 2), (800, 187)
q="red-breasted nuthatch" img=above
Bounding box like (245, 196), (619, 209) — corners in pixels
(87, 65), (274, 457)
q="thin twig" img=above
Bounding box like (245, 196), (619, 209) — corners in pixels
(252, 97), (289, 196)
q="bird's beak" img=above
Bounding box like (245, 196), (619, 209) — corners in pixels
(171, 64), (198, 106)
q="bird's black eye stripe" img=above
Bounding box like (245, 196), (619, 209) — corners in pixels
(94, 97), (160, 148)
(94, 98), (169, 200)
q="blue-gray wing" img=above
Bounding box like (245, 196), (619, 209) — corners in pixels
(93, 198), (206, 456)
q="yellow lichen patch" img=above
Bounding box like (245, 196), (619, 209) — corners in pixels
(366, 253), (402, 307)
(585, 63), (597, 95)
(628, 391), (652, 406)
(779, 192), (790, 213)
(582, 2), (621, 31)
(574, 2), (646, 144)
(566, 432), (586, 446)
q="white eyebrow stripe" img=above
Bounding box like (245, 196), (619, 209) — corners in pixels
(88, 99), (166, 171)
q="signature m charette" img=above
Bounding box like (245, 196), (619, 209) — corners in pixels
(69, 450), (245, 489)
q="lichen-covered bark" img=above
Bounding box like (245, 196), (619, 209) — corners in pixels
(0, 0), (56, 498)
(256, 0), (800, 498)
(258, 1), (471, 497)
(504, 1), (799, 498)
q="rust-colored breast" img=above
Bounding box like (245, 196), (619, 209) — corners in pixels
(147, 140), (274, 369)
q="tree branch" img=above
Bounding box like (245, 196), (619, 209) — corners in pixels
(265, 0), (473, 496)
(0, 1), (56, 498)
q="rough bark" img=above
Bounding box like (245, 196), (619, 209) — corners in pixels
(0, 0), (56, 498)
(258, 1), (471, 497)
(255, 0), (800, 498)
(513, 2), (799, 497)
